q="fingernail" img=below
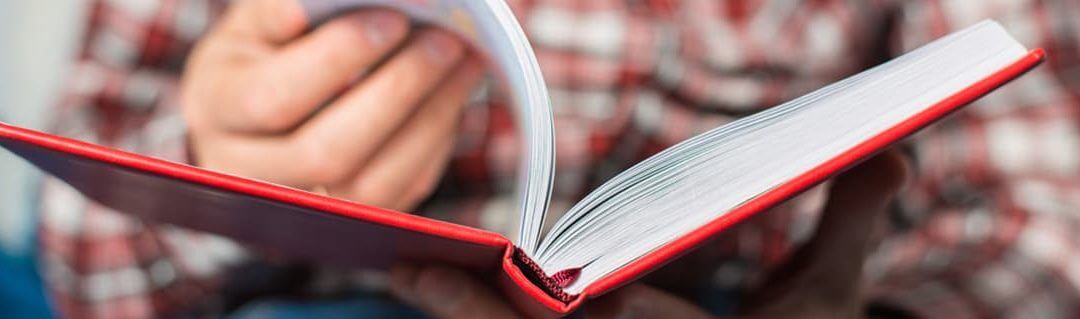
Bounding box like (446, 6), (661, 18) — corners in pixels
(422, 31), (464, 65)
(363, 11), (406, 47)
(416, 267), (467, 309)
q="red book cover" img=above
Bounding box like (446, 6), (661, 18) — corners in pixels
(0, 49), (1044, 317)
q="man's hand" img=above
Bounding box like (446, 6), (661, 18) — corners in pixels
(181, 0), (484, 211)
(388, 151), (910, 319)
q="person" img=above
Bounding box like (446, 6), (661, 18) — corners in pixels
(37, 0), (1078, 318)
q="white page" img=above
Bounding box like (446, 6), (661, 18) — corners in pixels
(300, 0), (555, 252)
(536, 21), (1029, 294)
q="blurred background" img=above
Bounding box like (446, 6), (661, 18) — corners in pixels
(0, 2), (86, 318)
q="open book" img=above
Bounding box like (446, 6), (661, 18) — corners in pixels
(0, 0), (1044, 317)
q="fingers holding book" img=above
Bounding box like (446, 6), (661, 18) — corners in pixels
(180, 1), (486, 211)
(740, 150), (910, 318)
(324, 57), (486, 210)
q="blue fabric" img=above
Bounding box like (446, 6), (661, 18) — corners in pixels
(697, 286), (741, 315)
(0, 251), (54, 319)
(0, 113), (54, 318)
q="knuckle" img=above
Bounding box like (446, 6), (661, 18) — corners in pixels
(179, 73), (217, 133)
(179, 93), (207, 130)
(294, 140), (353, 185)
(315, 18), (390, 70)
(321, 28), (368, 64)
(352, 181), (398, 209)
(411, 177), (441, 204)
(185, 135), (215, 168)
(239, 88), (293, 131)
(398, 171), (442, 210)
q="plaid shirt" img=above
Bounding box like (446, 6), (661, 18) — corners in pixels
(39, 0), (1080, 318)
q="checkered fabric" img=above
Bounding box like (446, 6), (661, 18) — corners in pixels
(38, 0), (1080, 318)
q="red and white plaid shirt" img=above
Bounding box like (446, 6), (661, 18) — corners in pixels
(39, 0), (1080, 318)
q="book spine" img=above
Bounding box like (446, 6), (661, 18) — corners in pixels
(511, 248), (579, 303)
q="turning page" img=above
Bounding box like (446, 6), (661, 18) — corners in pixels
(301, 0), (557, 252)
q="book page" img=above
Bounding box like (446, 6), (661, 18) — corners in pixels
(536, 20), (1031, 294)
(300, 0), (555, 252)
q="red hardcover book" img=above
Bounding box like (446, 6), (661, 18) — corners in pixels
(0, 18), (1044, 318)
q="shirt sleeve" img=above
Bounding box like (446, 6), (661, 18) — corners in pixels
(866, 1), (1080, 317)
(36, 1), (248, 318)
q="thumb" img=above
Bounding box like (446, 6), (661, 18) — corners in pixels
(585, 284), (715, 319)
(743, 150), (909, 317)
